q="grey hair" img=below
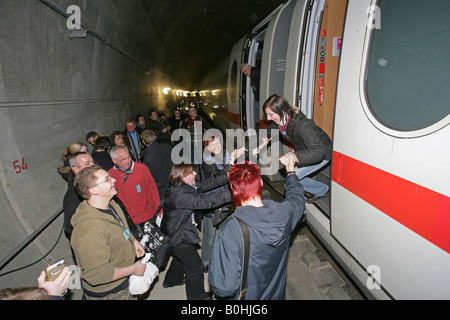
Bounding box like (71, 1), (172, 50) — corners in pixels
(109, 145), (127, 160)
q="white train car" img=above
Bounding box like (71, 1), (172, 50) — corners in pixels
(199, 0), (450, 299)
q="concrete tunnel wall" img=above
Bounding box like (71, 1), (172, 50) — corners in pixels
(0, 0), (175, 290)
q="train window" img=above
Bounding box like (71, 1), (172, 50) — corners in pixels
(365, 0), (450, 132)
(230, 61), (238, 103)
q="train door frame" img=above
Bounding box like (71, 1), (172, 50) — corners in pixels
(241, 34), (265, 134)
(284, 0), (321, 117)
(296, 0), (326, 121)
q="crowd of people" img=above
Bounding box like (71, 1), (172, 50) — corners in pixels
(1, 92), (332, 300)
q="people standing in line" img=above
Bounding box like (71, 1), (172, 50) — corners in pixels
(160, 163), (233, 300)
(62, 151), (95, 239)
(263, 94), (332, 203)
(147, 109), (171, 141)
(136, 114), (147, 133)
(209, 154), (305, 299)
(57, 142), (88, 182)
(109, 145), (160, 228)
(71, 165), (146, 300)
(85, 131), (100, 151)
(200, 133), (245, 272)
(140, 129), (173, 201)
(92, 136), (114, 171)
(168, 109), (184, 134)
(123, 118), (142, 161)
(110, 131), (125, 147)
(182, 105), (208, 163)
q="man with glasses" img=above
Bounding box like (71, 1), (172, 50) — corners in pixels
(71, 165), (146, 300)
(109, 145), (160, 228)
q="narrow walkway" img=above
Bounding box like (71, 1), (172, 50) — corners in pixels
(66, 180), (364, 300)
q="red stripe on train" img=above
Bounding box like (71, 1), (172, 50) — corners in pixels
(228, 111), (241, 126)
(332, 151), (450, 254)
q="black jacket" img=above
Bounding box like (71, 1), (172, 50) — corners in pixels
(270, 111), (332, 167)
(140, 139), (173, 200)
(161, 172), (232, 246)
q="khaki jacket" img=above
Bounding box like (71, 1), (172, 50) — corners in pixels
(71, 200), (136, 294)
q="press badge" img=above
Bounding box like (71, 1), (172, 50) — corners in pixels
(123, 228), (131, 241)
(136, 184), (141, 193)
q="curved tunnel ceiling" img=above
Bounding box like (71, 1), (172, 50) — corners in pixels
(141, 0), (287, 88)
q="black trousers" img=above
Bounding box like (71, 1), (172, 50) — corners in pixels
(164, 242), (207, 300)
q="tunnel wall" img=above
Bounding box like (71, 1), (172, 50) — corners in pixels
(0, 0), (173, 290)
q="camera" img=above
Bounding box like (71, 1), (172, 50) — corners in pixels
(45, 258), (65, 281)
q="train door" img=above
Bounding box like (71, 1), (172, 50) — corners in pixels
(284, 0), (346, 216)
(332, 0), (450, 299)
(242, 35), (264, 133)
(227, 37), (246, 129)
(258, 0), (297, 124)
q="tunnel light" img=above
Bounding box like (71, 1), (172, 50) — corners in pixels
(212, 90), (219, 95)
(163, 88), (171, 94)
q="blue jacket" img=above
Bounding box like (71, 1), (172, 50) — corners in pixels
(209, 174), (305, 299)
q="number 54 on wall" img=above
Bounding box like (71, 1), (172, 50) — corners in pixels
(13, 157), (28, 174)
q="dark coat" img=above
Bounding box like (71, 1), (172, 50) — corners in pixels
(270, 111), (332, 167)
(208, 174), (305, 300)
(140, 139), (173, 200)
(63, 179), (83, 236)
(92, 150), (114, 171)
(200, 152), (234, 226)
(161, 172), (232, 246)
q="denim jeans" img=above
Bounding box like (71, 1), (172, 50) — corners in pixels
(294, 160), (329, 196)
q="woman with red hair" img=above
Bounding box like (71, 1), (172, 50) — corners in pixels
(209, 153), (306, 300)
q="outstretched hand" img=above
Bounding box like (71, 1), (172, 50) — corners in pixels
(230, 146), (247, 164)
(279, 152), (297, 172)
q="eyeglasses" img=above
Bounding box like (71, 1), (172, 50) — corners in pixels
(92, 175), (112, 187)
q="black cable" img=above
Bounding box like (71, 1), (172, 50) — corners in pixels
(0, 221), (65, 278)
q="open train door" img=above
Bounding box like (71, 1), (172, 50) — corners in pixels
(259, 0), (297, 125)
(331, 0), (450, 299)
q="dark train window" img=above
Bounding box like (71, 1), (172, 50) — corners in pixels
(230, 61), (238, 103)
(365, 0), (450, 132)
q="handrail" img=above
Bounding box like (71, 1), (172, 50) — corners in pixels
(0, 207), (64, 272)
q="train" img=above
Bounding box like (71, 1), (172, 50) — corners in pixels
(198, 0), (450, 299)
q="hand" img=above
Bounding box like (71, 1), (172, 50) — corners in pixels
(134, 239), (145, 258)
(230, 146), (247, 164)
(37, 267), (70, 296)
(133, 260), (147, 277)
(252, 137), (272, 155)
(262, 137), (272, 145)
(279, 152), (297, 172)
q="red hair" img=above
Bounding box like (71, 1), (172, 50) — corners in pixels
(228, 161), (263, 206)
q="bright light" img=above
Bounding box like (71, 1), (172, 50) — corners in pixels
(163, 88), (171, 94)
(212, 90), (219, 96)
